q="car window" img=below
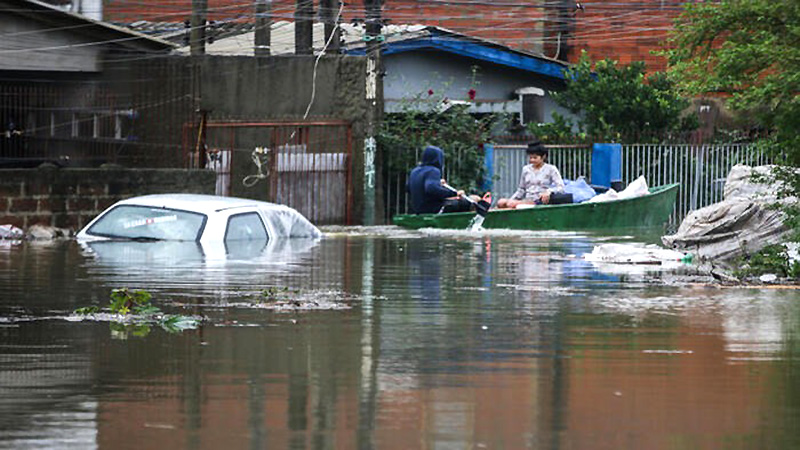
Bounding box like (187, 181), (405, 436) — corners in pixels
(86, 205), (207, 241)
(225, 212), (269, 241)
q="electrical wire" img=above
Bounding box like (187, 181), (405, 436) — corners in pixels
(0, 0), (693, 163)
(242, 0), (345, 188)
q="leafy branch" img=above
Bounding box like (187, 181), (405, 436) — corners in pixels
(75, 288), (199, 337)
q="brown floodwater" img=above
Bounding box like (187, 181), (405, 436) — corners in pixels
(1, 227), (799, 449)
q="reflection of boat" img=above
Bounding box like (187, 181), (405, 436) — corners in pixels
(393, 183), (679, 231)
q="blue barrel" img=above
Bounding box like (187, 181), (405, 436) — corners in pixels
(591, 143), (622, 188)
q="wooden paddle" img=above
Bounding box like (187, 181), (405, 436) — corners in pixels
(442, 183), (488, 217)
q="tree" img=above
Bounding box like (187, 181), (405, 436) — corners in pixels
(665, 0), (800, 230)
(551, 52), (694, 142)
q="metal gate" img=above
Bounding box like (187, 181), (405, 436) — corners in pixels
(185, 121), (353, 225)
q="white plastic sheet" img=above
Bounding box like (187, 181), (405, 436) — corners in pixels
(584, 243), (688, 265)
(662, 165), (792, 262)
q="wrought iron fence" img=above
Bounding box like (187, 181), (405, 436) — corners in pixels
(383, 143), (772, 230)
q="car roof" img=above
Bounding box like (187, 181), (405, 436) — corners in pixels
(116, 194), (288, 214)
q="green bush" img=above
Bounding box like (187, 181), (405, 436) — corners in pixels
(733, 244), (800, 279)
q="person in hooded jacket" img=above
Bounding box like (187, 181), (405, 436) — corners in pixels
(406, 145), (483, 214)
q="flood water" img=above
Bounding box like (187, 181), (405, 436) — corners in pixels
(1, 227), (800, 449)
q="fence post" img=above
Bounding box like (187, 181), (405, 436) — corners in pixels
(483, 143), (494, 191)
(690, 144), (705, 211)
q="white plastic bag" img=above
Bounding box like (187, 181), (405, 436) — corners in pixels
(617, 175), (649, 199)
(564, 177), (597, 203)
(587, 189), (619, 203)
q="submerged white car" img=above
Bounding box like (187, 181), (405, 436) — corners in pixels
(76, 194), (322, 242)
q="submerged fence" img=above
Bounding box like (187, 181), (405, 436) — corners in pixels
(385, 143), (772, 230)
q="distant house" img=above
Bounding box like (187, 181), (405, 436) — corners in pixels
(163, 22), (574, 127)
(346, 26), (572, 125)
(0, 0), (174, 166)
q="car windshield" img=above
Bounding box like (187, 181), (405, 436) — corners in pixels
(85, 205), (207, 241)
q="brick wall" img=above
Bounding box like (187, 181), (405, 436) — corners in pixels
(570, 1), (684, 72)
(103, 0), (548, 55)
(103, 0), (685, 72)
(0, 168), (215, 232)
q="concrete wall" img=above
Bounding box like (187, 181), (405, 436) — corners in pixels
(191, 55), (370, 217)
(0, 167), (215, 232)
(0, 12), (102, 72)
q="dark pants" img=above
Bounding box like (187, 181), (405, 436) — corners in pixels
(440, 198), (472, 213)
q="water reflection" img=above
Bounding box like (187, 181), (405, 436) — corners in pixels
(0, 230), (799, 449)
(78, 238), (320, 299)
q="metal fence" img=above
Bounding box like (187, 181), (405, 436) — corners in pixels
(0, 63), (196, 168)
(385, 143), (772, 230)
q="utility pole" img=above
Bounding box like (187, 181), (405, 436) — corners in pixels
(190, 0), (207, 55)
(295, 0), (313, 55)
(362, 0), (382, 225)
(255, 0), (271, 56)
(319, 0), (341, 53)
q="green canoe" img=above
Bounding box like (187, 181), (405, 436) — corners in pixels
(392, 183), (680, 231)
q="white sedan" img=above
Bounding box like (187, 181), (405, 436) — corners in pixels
(76, 194), (322, 242)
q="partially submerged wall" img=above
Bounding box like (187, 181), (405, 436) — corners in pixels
(0, 167), (215, 232)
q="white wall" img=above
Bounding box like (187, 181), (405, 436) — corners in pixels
(382, 50), (576, 124)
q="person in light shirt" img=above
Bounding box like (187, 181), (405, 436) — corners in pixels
(496, 141), (565, 209)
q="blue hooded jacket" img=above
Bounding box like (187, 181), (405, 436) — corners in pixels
(406, 146), (455, 214)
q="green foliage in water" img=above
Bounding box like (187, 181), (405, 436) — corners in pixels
(75, 288), (199, 337)
(733, 244), (800, 280)
(260, 286), (291, 302)
(109, 288), (154, 315)
(74, 306), (100, 315)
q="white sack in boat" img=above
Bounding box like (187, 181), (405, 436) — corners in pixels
(587, 175), (649, 203)
(662, 165), (793, 262)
